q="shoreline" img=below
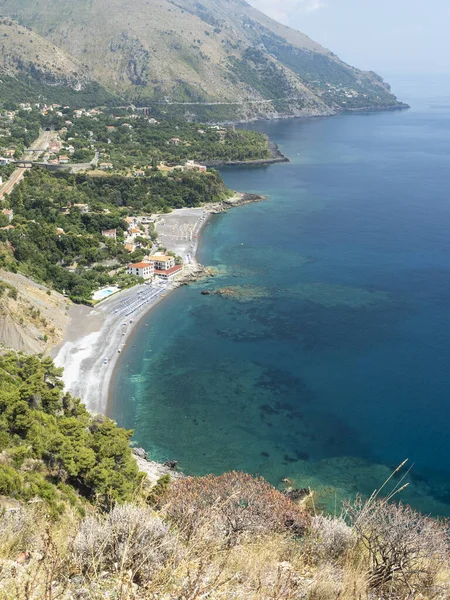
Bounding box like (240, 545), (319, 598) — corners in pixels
(51, 192), (264, 415)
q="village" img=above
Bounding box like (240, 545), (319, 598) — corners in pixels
(0, 101), (223, 172)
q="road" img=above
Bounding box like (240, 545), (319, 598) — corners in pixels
(0, 129), (52, 199)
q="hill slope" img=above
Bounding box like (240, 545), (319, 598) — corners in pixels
(0, 18), (89, 87)
(0, 18), (117, 106)
(0, 267), (69, 354)
(0, 0), (404, 119)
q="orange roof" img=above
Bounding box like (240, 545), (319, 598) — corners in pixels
(129, 262), (153, 269)
(154, 265), (182, 275)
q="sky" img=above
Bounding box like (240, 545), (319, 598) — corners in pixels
(247, 0), (450, 77)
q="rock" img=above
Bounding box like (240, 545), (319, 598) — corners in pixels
(163, 460), (178, 470)
(282, 487), (310, 501)
(213, 287), (236, 297)
(201, 290), (211, 295)
(133, 447), (148, 460)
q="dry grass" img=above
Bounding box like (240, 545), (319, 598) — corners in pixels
(0, 470), (448, 600)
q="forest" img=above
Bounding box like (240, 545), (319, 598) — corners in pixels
(0, 351), (142, 514)
(53, 112), (271, 169)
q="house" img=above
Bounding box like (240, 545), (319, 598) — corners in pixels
(99, 162), (113, 170)
(59, 156), (70, 164)
(106, 126), (116, 132)
(128, 227), (141, 239)
(127, 261), (154, 280)
(124, 243), (136, 253)
(134, 169), (145, 177)
(56, 227), (66, 235)
(5, 149), (15, 158)
(1, 209), (13, 222)
(169, 137), (181, 145)
(0, 225), (15, 231)
(0, 157), (10, 166)
(148, 255), (175, 270)
(185, 160), (207, 172)
(72, 203), (89, 213)
(102, 229), (117, 240)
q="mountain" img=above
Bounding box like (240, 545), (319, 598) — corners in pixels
(0, 0), (405, 118)
(0, 17), (89, 87)
(0, 17), (116, 106)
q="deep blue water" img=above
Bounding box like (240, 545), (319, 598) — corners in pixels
(110, 77), (450, 515)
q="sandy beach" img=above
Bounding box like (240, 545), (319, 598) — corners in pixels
(51, 192), (262, 413)
(51, 204), (217, 413)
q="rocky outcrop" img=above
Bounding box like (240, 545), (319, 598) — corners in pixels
(0, 269), (69, 354)
(132, 448), (184, 486)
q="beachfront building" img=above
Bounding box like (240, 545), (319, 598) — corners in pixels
(148, 254), (183, 279)
(153, 264), (183, 280)
(127, 261), (154, 280)
(148, 255), (175, 270)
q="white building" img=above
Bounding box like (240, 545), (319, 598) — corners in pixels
(148, 255), (175, 270)
(102, 229), (117, 240)
(127, 261), (154, 280)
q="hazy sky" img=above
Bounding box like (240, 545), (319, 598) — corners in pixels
(248, 0), (449, 76)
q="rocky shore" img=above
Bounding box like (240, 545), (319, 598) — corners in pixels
(132, 448), (184, 486)
(206, 191), (266, 214)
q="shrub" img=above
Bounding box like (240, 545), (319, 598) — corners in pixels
(162, 471), (309, 544)
(345, 496), (450, 597)
(73, 503), (174, 584)
(0, 506), (40, 559)
(303, 514), (353, 565)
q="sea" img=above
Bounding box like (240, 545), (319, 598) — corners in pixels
(110, 75), (450, 515)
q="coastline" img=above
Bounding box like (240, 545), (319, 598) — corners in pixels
(51, 192), (264, 415)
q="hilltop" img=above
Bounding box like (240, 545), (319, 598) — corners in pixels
(0, 0), (405, 119)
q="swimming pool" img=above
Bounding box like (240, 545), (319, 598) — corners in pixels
(92, 286), (120, 301)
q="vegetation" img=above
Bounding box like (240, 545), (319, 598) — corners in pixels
(0, 456), (448, 597)
(0, 107), (41, 157)
(0, 166), (229, 301)
(0, 76), (118, 110)
(56, 112), (271, 169)
(0, 353), (447, 597)
(0, 352), (142, 513)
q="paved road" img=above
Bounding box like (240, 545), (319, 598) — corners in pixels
(0, 129), (52, 199)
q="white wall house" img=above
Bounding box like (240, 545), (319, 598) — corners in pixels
(127, 261), (154, 280)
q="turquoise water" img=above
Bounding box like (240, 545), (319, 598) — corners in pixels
(110, 77), (450, 515)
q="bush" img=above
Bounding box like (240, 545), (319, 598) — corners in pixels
(303, 514), (353, 565)
(162, 471), (309, 544)
(345, 496), (450, 597)
(0, 506), (41, 559)
(73, 503), (174, 584)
